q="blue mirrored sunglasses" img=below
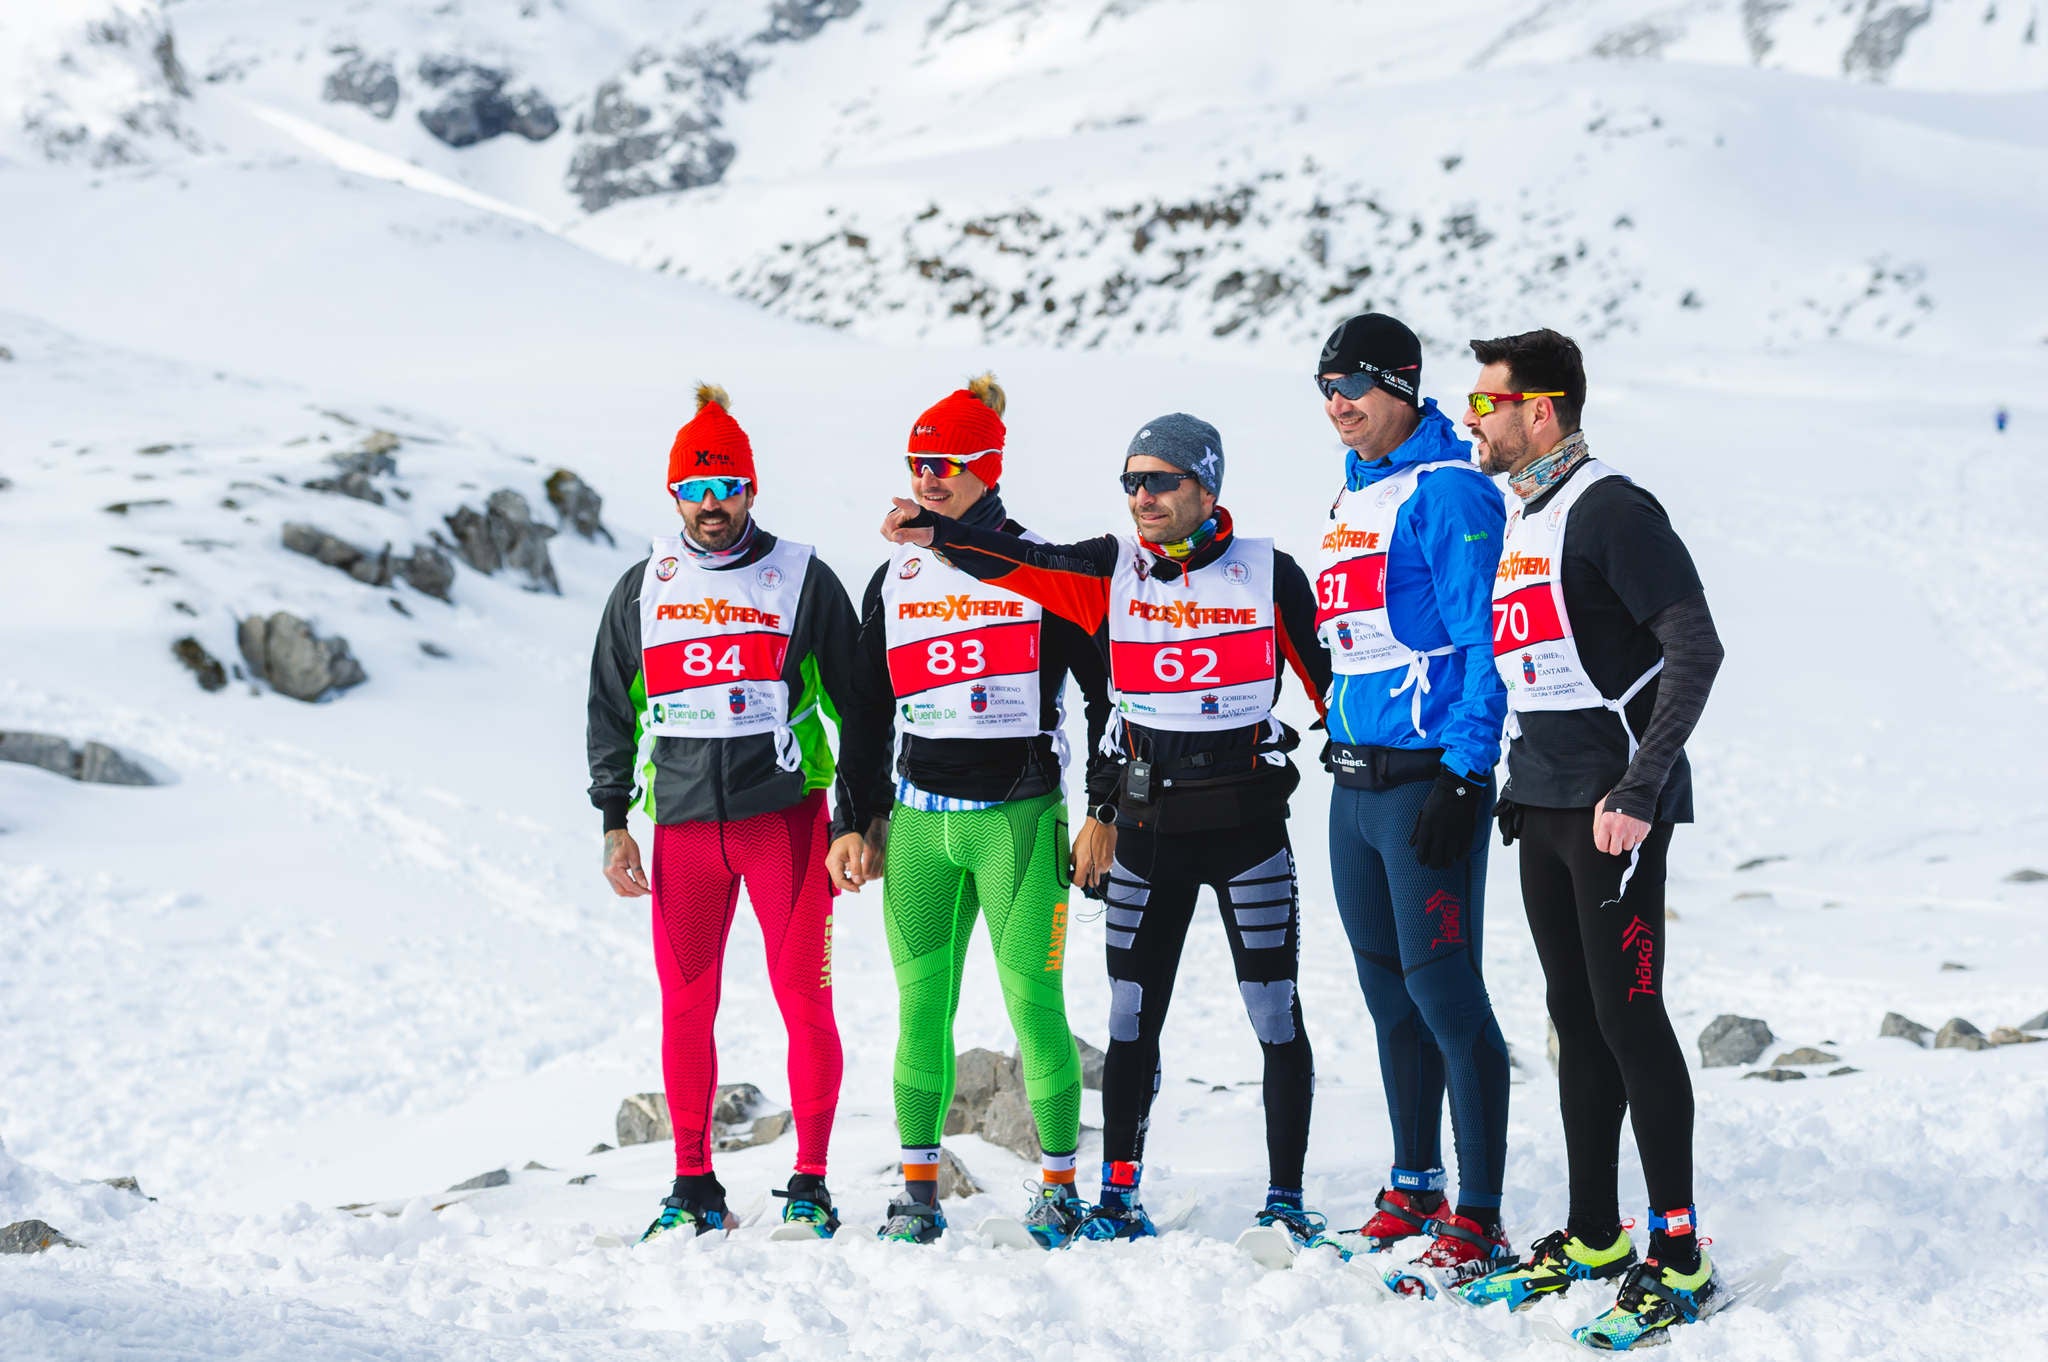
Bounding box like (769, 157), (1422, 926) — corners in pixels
(671, 476), (752, 502)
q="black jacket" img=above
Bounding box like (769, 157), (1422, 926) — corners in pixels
(585, 528), (873, 830)
(918, 509), (1330, 833)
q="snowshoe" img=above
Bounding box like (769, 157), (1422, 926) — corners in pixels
(1572, 1251), (1722, 1350)
(1460, 1226), (1636, 1310)
(984, 1182), (1093, 1250)
(639, 1181), (736, 1243)
(876, 1197), (946, 1245)
(769, 1173), (840, 1241)
(1237, 1199), (1328, 1268)
(1314, 1187), (1442, 1257)
(1381, 1210), (1515, 1300)
(1076, 1200), (1157, 1242)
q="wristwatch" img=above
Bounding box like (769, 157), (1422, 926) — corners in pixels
(1090, 801), (1119, 826)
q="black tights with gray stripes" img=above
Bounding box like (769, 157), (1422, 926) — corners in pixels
(1099, 820), (1314, 1191)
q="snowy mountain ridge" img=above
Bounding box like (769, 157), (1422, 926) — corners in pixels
(8, 0), (2046, 358)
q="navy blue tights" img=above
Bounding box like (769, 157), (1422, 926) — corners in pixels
(1329, 779), (1509, 1215)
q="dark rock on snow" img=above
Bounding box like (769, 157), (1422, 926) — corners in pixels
(545, 468), (612, 543)
(416, 57), (558, 147)
(1772, 1047), (1839, 1066)
(1879, 1012), (1934, 1047)
(444, 491), (559, 593)
(1741, 1067), (1807, 1082)
(615, 1092), (668, 1147)
(1697, 1014), (1774, 1068)
(172, 636), (227, 692)
(446, 1168), (510, 1192)
(238, 612), (367, 702)
(1934, 1017), (1992, 1052)
(1, 1220), (79, 1254)
(0, 732), (156, 786)
(324, 54), (399, 119)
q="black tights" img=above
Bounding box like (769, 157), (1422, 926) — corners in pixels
(1518, 806), (1693, 1236)
(1099, 821), (1315, 1191)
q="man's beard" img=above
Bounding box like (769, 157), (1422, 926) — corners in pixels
(1476, 427), (1525, 477)
(688, 512), (742, 549)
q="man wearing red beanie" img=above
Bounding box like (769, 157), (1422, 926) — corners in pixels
(585, 384), (883, 1244)
(826, 374), (1111, 1247)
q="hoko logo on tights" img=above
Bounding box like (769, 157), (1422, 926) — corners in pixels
(1425, 890), (1464, 951)
(1622, 915), (1657, 999)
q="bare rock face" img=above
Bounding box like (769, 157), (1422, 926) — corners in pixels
(1, 1220), (78, 1254)
(943, 1044), (1096, 1161)
(545, 468), (612, 543)
(1741, 1067), (1808, 1083)
(755, 0), (863, 43)
(444, 492), (559, 593)
(616, 1092), (669, 1147)
(416, 57), (558, 147)
(446, 1168), (509, 1192)
(616, 1083), (792, 1151)
(1698, 1014), (1774, 1068)
(0, 732), (156, 785)
(565, 45), (751, 212)
(1934, 1017), (1993, 1052)
(1772, 1047), (1839, 1066)
(399, 545), (455, 602)
(1880, 1011), (1934, 1047)
(323, 54), (399, 119)
(237, 612), (366, 702)
(77, 742), (154, 785)
(936, 1147), (981, 1200)
(281, 523), (392, 587)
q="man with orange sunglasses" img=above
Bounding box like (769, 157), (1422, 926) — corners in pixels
(1460, 328), (1727, 1349)
(827, 374), (1110, 1247)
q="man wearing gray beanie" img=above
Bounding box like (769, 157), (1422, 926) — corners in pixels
(882, 412), (1333, 1254)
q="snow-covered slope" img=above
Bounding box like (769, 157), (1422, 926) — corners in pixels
(4, 3), (2048, 1359)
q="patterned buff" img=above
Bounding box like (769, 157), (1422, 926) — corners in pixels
(1147, 513), (1221, 560)
(1508, 430), (1591, 503)
(681, 514), (757, 564)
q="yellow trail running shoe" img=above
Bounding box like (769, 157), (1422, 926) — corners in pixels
(1572, 1251), (1723, 1350)
(1460, 1227), (1638, 1310)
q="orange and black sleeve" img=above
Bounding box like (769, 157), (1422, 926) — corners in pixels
(925, 517), (1119, 633)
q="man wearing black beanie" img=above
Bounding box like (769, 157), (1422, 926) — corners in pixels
(1307, 313), (1517, 1297)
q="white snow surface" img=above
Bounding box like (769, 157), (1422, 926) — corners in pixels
(4, 5), (2048, 1359)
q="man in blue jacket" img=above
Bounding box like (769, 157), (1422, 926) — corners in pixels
(1309, 313), (1514, 1295)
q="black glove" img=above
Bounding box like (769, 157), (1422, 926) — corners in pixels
(1409, 768), (1485, 870)
(1496, 796), (1523, 848)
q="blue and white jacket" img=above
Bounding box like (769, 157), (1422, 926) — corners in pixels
(1322, 400), (1508, 780)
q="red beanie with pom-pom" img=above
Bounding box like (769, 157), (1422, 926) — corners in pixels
(908, 373), (1006, 488)
(667, 383), (757, 491)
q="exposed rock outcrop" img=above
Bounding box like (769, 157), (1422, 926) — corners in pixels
(237, 612), (367, 702)
(416, 57), (558, 147)
(323, 54), (399, 119)
(0, 731), (156, 785)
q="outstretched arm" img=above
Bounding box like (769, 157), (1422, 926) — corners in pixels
(882, 497), (1117, 631)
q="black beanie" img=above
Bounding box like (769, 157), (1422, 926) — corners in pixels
(1318, 313), (1422, 407)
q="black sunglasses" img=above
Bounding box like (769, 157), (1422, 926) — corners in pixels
(1119, 469), (1199, 495)
(1315, 362), (1419, 403)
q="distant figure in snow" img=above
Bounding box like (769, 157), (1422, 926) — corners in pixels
(586, 384), (868, 1244)
(1996, 407), (2009, 433)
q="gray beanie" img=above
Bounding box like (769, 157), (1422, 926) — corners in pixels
(1125, 413), (1224, 494)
